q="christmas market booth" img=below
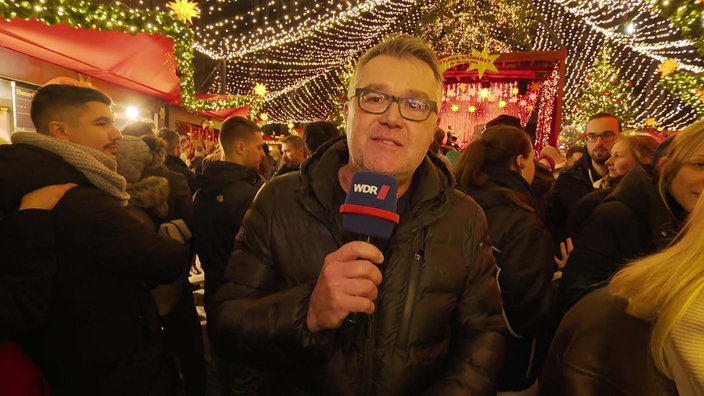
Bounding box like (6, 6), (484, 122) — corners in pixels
(439, 49), (566, 153)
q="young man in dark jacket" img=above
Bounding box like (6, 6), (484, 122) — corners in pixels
(193, 116), (265, 395)
(193, 116), (265, 310)
(211, 35), (506, 395)
(0, 84), (185, 395)
(546, 112), (621, 240)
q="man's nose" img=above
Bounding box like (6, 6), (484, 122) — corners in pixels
(111, 124), (123, 140)
(379, 101), (403, 125)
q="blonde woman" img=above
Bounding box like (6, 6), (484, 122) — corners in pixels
(539, 191), (704, 395)
(610, 191), (704, 394)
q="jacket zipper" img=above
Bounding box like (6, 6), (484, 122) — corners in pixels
(360, 313), (376, 396)
(397, 249), (424, 348)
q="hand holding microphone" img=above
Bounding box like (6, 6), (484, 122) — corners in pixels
(306, 171), (400, 333)
(306, 242), (384, 332)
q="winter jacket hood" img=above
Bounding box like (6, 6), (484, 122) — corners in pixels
(196, 161), (262, 198)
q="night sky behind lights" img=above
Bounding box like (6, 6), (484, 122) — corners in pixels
(119, 0), (701, 128)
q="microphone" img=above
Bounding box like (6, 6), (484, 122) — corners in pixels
(339, 171), (400, 323)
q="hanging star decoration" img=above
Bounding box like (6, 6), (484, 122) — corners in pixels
(645, 118), (657, 127)
(259, 113), (269, 122)
(657, 59), (679, 77)
(696, 89), (704, 101)
(530, 81), (541, 92)
(451, 104), (460, 112)
(168, 0), (200, 24)
(254, 83), (268, 97)
(467, 45), (499, 79)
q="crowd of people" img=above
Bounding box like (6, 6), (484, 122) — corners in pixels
(1, 34), (703, 396)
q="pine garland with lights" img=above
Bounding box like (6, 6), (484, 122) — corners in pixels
(660, 71), (704, 116)
(651, 0), (704, 119)
(0, 0), (262, 117)
(566, 48), (635, 129)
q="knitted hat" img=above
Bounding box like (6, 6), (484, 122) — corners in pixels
(117, 136), (152, 183)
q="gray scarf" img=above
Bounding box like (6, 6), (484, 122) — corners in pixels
(12, 132), (130, 204)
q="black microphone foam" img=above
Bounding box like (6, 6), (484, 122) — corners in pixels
(340, 171), (399, 239)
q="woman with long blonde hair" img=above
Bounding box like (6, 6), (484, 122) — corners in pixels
(610, 192), (704, 393)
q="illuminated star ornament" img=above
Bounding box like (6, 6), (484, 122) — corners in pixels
(254, 83), (268, 97)
(467, 45), (499, 79)
(657, 58), (679, 77)
(168, 0), (201, 24)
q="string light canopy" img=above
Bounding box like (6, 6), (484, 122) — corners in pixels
(185, 0), (702, 128)
(3, 0), (700, 129)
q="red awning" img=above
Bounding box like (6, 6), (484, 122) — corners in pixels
(0, 18), (180, 101)
(193, 93), (251, 120)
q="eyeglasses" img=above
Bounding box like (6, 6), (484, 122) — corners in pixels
(585, 131), (616, 143)
(352, 88), (437, 121)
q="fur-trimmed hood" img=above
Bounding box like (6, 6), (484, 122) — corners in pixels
(127, 176), (170, 219)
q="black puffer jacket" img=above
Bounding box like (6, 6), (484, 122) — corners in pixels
(193, 161), (264, 308)
(0, 144), (185, 396)
(212, 139), (506, 396)
(465, 169), (556, 392)
(557, 164), (686, 313)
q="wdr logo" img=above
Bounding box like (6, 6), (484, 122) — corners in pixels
(353, 184), (390, 200)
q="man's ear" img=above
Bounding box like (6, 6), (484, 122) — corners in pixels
(515, 154), (526, 170)
(47, 121), (69, 140)
(235, 140), (245, 155)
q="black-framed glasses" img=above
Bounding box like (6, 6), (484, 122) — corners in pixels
(585, 131), (616, 143)
(352, 88), (437, 121)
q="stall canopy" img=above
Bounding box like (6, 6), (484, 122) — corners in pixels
(0, 18), (180, 101)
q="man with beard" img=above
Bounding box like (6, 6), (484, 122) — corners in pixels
(547, 112), (621, 241)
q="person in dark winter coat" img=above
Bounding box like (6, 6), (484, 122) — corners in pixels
(1, 184), (75, 341)
(557, 119), (704, 314)
(0, 84), (185, 396)
(1, 184), (76, 396)
(454, 125), (569, 393)
(546, 112), (621, 241)
(211, 35), (505, 395)
(117, 136), (206, 396)
(193, 116), (265, 396)
(193, 116), (265, 309)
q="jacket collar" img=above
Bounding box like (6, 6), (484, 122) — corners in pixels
(298, 137), (456, 236)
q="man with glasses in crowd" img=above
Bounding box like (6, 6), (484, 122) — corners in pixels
(547, 112), (621, 240)
(210, 34), (505, 394)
